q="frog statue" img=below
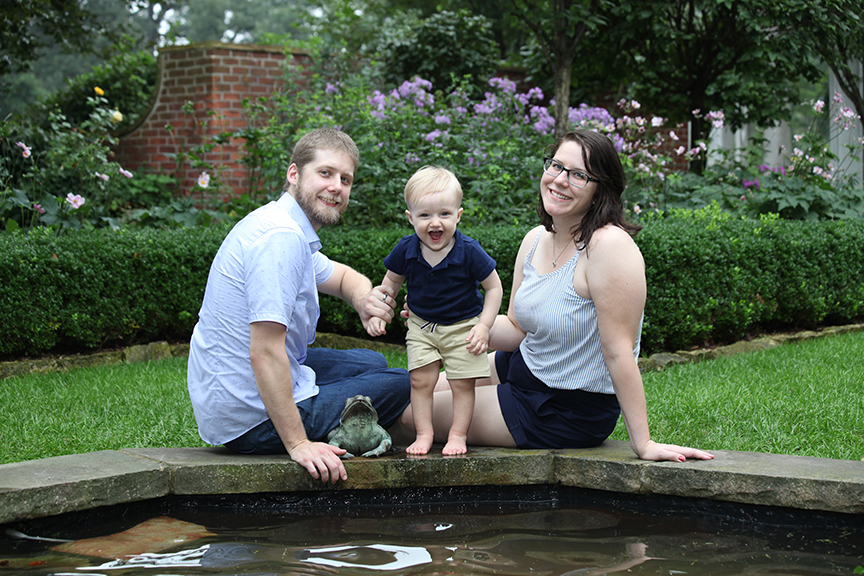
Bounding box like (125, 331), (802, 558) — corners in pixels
(326, 395), (393, 458)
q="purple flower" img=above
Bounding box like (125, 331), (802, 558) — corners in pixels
(488, 77), (517, 93)
(568, 104), (614, 130)
(325, 82), (339, 94)
(743, 179), (760, 190)
(525, 87), (544, 102)
(434, 114), (451, 125)
(425, 130), (443, 142)
(405, 152), (421, 165)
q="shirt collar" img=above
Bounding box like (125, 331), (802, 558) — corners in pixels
(406, 229), (466, 267)
(278, 193), (323, 253)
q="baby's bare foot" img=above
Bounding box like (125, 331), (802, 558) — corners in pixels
(442, 435), (467, 456)
(406, 435), (434, 455)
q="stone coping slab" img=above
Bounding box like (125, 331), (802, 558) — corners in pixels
(1, 441), (861, 526)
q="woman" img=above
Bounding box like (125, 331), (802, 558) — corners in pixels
(394, 129), (713, 462)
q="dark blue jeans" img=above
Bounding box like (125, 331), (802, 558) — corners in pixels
(225, 348), (410, 455)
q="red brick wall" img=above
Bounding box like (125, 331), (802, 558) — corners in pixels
(112, 42), (309, 201)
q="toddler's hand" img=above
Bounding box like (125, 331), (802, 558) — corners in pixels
(366, 316), (387, 337)
(466, 324), (489, 355)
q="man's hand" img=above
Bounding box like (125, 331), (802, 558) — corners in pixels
(287, 438), (349, 483)
(361, 285), (397, 332)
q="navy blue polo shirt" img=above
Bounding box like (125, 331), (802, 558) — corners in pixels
(383, 229), (496, 325)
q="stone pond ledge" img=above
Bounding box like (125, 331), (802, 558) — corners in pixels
(1, 441), (861, 526)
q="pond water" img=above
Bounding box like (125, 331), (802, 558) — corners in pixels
(2, 486), (862, 576)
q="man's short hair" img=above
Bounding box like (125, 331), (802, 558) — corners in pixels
(404, 165), (463, 208)
(283, 128), (360, 192)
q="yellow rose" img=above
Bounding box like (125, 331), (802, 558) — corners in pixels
(111, 111), (123, 123)
(94, 87), (105, 96)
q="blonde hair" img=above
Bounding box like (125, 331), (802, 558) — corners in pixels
(404, 165), (463, 208)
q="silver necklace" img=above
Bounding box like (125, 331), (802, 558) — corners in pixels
(552, 237), (574, 267)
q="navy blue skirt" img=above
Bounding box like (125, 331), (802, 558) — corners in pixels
(495, 348), (621, 449)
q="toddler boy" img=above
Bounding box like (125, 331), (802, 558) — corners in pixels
(367, 166), (503, 455)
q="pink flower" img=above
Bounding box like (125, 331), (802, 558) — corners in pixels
(95, 172), (109, 181)
(66, 193), (85, 209)
(33, 203), (45, 214)
(813, 100), (825, 113)
(706, 110), (725, 128)
(119, 168), (133, 178)
(197, 172), (210, 188)
(16, 141), (31, 158)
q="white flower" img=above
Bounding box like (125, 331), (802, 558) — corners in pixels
(197, 172), (211, 188)
(66, 193), (86, 209)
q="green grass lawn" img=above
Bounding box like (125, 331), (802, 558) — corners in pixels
(1, 334), (861, 465)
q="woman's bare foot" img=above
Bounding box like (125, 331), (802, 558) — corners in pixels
(406, 434), (434, 455)
(442, 433), (467, 455)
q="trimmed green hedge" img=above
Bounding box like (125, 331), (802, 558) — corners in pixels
(2, 219), (862, 359)
(0, 226), (227, 358)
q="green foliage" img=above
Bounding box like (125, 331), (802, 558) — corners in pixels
(1, 218), (862, 359)
(244, 74), (551, 228)
(0, 0), (102, 78)
(627, 166), (864, 222)
(637, 209), (864, 353)
(0, 225), (229, 357)
(624, 94), (864, 222)
(591, 0), (824, 146)
(1, 99), (136, 232)
(38, 48), (158, 134)
(380, 10), (499, 93)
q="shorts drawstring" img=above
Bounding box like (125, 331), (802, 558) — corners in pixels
(420, 321), (438, 333)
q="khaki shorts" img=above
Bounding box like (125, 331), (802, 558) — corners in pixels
(406, 314), (491, 379)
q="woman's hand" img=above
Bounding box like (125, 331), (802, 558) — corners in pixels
(636, 440), (714, 462)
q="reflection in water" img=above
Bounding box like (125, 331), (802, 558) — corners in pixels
(2, 504), (862, 576)
(298, 543), (436, 570)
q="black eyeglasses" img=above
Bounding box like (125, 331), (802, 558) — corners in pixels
(543, 157), (597, 188)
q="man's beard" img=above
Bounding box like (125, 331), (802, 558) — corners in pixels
(294, 179), (347, 228)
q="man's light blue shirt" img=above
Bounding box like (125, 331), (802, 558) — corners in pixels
(187, 193), (335, 445)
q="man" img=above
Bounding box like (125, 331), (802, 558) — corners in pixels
(187, 128), (410, 484)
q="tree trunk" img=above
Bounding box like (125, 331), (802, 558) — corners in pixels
(553, 52), (574, 141)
